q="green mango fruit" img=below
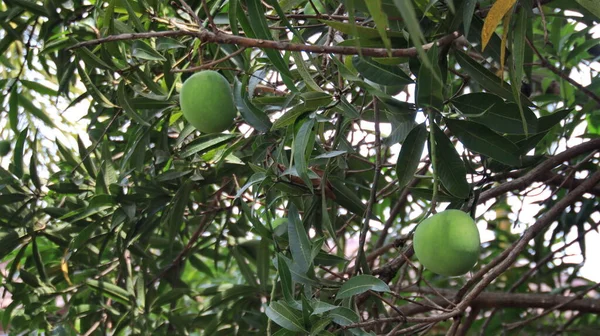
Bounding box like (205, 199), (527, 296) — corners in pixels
(413, 210), (480, 276)
(179, 71), (238, 133)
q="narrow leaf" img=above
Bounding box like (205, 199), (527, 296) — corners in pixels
(287, 206), (312, 273)
(396, 123), (428, 189)
(266, 301), (307, 332)
(445, 118), (521, 166)
(431, 122), (469, 199)
(352, 56), (413, 86)
(293, 119), (316, 192)
(482, 0), (517, 50)
(336, 275), (390, 299)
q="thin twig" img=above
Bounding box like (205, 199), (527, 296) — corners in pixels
(356, 98), (382, 275)
(536, 0), (549, 44)
(147, 214), (214, 286)
(172, 47), (247, 72)
(179, 0), (202, 27)
(200, 0), (218, 31)
(504, 282), (600, 331)
(526, 37), (600, 105)
(479, 223), (599, 334)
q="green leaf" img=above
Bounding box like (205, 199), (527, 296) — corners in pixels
(156, 37), (185, 51)
(463, 0), (478, 36)
(336, 275), (390, 299)
(9, 86), (19, 133)
(151, 288), (190, 308)
(329, 178), (367, 217)
(393, 0), (436, 80)
(74, 47), (114, 71)
(575, 0), (600, 19)
(287, 206), (312, 273)
(272, 105), (312, 130)
(300, 92), (333, 109)
(352, 56), (413, 86)
(29, 141), (41, 190)
(19, 94), (55, 127)
(231, 246), (259, 287)
(309, 317), (333, 335)
(168, 180), (192, 243)
(281, 254), (321, 286)
(453, 94), (538, 134)
(410, 187), (463, 202)
(132, 41), (166, 61)
(431, 122), (469, 199)
(179, 134), (237, 158)
(77, 136), (97, 179)
(454, 51), (533, 106)
(291, 50), (322, 92)
(233, 79), (273, 132)
(5, 0), (49, 16)
(538, 109), (572, 132)
(445, 118), (521, 166)
(121, 0), (145, 32)
(277, 253), (296, 304)
(0, 229), (22, 260)
(21, 80), (57, 96)
(417, 44), (443, 111)
(396, 123), (427, 189)
(86, 279), (132, 305)
(117, 81), (151, 126)
(77, 64), (117, 108)
(245, 0), (296, 91)
(293, 118), (316, 192)
(328, 307), (359, 327)
(12, 128), (27, 178)
(451, 92), (504, 116)
(365, 0), (392, 53)
(257, 238), (270, 290)
(266, 301), (307, 332)
(0, 193), (29, 205)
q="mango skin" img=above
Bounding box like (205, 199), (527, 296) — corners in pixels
(179, 71), (237, 133)
(413, 210), (480, 276)
(0, 140), (11, 157)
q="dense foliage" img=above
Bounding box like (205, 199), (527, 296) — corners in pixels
(1, 0), (599, 335)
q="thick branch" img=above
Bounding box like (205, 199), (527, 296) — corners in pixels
(455, 170), (600, 311)
(69, 29), (461, 58)
(490, 170), (600, 197)
(478, 139), (600, 204)
(396, 286), (600, 315)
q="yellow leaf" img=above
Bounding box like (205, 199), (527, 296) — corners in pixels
(61, 252), (73, 286)
(499, 10), (513, 79)
(482, 0), (517, 51)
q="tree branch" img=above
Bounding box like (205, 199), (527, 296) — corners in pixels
(477, 139), (600, 204)
(526, 37), (600, 106)
(68, 28), (461, 58)
(356, 98), (382, 275)
(394, 285), (600, 315)
(455, 170), (600, 311)
(489, 170), (600, 197)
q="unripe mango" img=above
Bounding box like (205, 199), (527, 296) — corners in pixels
(179, 71), (237, 133)
(413, 210), (480, 276)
